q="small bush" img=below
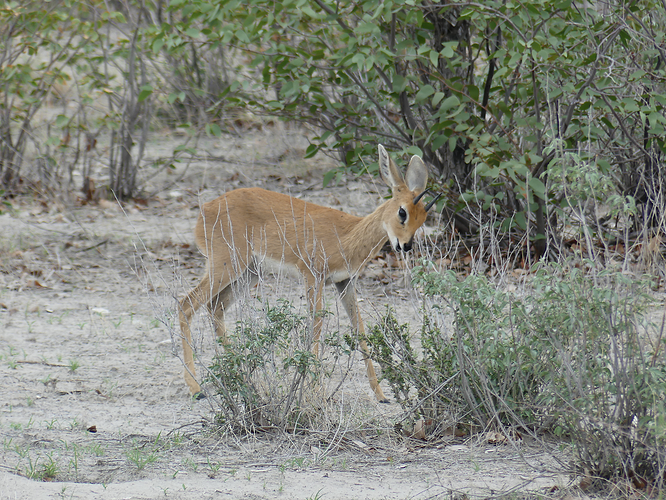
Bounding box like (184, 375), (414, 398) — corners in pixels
(206, 299), (326, 431)
(368, 262), (666, 487)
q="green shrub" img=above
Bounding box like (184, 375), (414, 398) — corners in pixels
(206, 299), (325, 431)
(369, 262), (666, 486)
(156, 0), (666, 245)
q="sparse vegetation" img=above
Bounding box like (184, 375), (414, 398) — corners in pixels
(206, 299), (329, 430)
(124, 441), (159, 472)
(367, 261), (666, 490)
(1, 0), (665, 496)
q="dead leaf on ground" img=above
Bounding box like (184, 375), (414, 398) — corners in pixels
(385, 253), (405, 269)
(628, 469), (648, 490)
(24, 279), (47, 290)
(98, 199), (119, 211)
(435, 257), (452, 269)
(579, 473), (593, 490)
(411, 419), (427, 440)
(441, 425), (467, 438)
(363, 266), (385, 280)
(486, 430), (523, 445)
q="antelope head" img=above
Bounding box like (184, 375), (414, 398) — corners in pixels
(377, 144), (439, 252)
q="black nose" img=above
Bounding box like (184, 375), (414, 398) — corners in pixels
(399, 239), (413, 252)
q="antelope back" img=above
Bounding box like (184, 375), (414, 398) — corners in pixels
(193, 188), (369, 279)
(192, 145), (431, 281)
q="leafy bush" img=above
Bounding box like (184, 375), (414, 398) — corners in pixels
(7, 0), (666, 243)
(368, 262), (666, 487)
(0, 2), (189, 199)
(206, 299), (325, 431)
(369, 273), (554, 427)
(0, 1), (90, 191)
(155, 0), (666, 245)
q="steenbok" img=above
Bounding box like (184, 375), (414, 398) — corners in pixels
(178, 144), (439, 402)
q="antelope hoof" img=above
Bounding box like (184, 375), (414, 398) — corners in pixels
(193, 391), (207, 401)
(379, 398), (390, 404)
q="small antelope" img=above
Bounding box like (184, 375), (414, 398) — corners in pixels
(179, 145), (439, 402)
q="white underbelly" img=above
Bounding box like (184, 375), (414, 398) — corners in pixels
(253, 254), (351, 284)
(255, 254), (302, 280)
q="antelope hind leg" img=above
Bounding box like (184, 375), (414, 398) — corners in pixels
(179, 281), (209, 398)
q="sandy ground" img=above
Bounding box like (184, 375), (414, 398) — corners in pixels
(0, 130), (568, 499)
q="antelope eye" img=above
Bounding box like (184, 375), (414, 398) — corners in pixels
(398, 207), (407, 223)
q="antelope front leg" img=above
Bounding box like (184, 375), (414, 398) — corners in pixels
(209, 266), (259, 353)
(358, 338), (388, 403)
(335, 279), (389, 403)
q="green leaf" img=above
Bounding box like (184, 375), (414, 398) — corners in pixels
(461, 191), (477, 202)
(152, 38), (165, 53)
(305, 144), (318, 158)
(467, 85), (479, 102)
(629, 70), (646, 81)
(458, 7), (474, 21)
(514, 211), (527, 230)
(205, 123), (222, 137)
(392, 74), (408, 93)
(528, 176), (546, 200)
(355, 22), (379, 35)
(440, 42), (457, 58)
(440, 95), (460, 112)
(406, 145), (423, 156)
(429, 49), (439, 67)
(431, 134), (447, 150)
(597, 159), (612, 174)
(622, 98), (639, 112)
(138, 85), (153, 102)
(302, 6), (320, 18)
(654, 95), (666, 107)
(415, 85), (435, 103)
(323, 169), (337, 187)
(618, 29), (630, 47)
(55, 114), (69, 127)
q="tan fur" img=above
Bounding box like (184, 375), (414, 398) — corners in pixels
(178, 145), (429, 402)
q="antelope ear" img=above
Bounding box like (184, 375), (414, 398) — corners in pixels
(404, 155), (428, 193)
(378, 144), (404, 188)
